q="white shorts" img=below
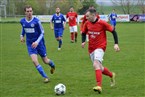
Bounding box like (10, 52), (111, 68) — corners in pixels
(90, 49), (104, 63)
(69, 25), (78, 33)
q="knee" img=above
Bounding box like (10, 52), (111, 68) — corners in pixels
(93, 60), (103, 70)
(56, 38), (59, 41)
(93, 63), (100, 70)
(31, 59), (39, 65)
(56, 38), (61, 41)
(43, 58), (49, 64)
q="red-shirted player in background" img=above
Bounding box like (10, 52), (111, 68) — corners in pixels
(66, 7), (78, 43)
(81, 9), (120, 94)
(80, 6), (100, 42)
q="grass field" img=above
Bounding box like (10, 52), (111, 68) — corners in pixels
(0, 22), (144, 97)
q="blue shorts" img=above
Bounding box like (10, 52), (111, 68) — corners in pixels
(110, 21), (116, 26)
(26, 40), (47, 57)
(54, 28), (64, 38)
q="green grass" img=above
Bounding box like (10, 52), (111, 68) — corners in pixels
(0, 22), (144, 97)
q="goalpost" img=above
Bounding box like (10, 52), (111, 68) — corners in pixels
(0, 5), (6, 18)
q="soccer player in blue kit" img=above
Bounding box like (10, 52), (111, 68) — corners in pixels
(50, 7), (66, 50)
(20, 5), (55, 83)
(108, 9), (117, 29)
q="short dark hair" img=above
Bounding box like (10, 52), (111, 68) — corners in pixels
(24, 5), (32, 11)
(87, 8), (96, 14)
(70, 6), (74, 8)
(56, 7), (60, 9)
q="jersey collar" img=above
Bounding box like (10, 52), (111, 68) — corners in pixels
(25, 17), (34, 23)
(91, 18), (98, 24)
(56, 13), (61, 16)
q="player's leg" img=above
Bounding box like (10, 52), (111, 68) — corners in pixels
(113, 21), (116, 30)
(93, 60), (103, 94)
(69, 26), (75, 43)
(92, 49), (116, 87)
(30, 54), (49, 83)
(73, 25), (78, 42)
(27, 45), (49, 82)
(37, 42), (55, 74)
(110, 20), (112, 26)
(57, 28), (63, 50)
(58, 37), (62, 50)
(102, 67), (115, 87)
(42, 57), (55, 74)
(111, 21), (116, 29)
(90, 49), (104, 93)
(54, 29), (61, 50)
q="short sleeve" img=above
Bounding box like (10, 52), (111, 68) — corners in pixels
(51, 15), (54, 22)
(102, 20), (113, 32)
(82, 22), (88, 34)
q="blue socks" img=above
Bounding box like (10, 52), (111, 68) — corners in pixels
(49, 60), (55, 68)
(58, 39), (62, 48)
(36, 65), (48, 78)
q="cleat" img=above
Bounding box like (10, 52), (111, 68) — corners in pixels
(58, 48), (61, 51)
(93, 86), (102, 94)
(110, 72), (116, 87)
(50, 66), (55, 74)
(70, 40), (74, 43)
(44, 78), (50, 83)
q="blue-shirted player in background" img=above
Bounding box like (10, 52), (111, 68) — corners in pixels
(50, 7), (66, 51)
(20, 5), (55, 83)
(108, 9), (117, 29)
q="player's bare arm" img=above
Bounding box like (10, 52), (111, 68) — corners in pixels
(63, 22), (66, 29)
(20, 36), (25, 43)
(50, 22), (54, 30)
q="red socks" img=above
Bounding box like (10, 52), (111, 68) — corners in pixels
(95, 70), (102, 87)
(71, 33), (74, 41)
(71, 33), (77, 41)
(102, 67), (113, 78)
(95, 68), (113, 87)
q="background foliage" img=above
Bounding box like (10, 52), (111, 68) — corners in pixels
(0, 0), (144, 16)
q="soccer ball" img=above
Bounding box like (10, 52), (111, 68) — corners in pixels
(54, 83), (66, 95)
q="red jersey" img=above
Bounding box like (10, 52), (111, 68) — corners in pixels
(82, 19), (113, 54)
(81, 15), (100, 31)
(66, 12), (78, 26)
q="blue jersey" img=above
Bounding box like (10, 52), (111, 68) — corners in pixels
(20, 17), (44, 43)
(51, 13), (66, 28)
(109, 13), (117, 21)
(20, 17), (47, 57)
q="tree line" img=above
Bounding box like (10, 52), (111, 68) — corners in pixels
(0, 0), (98, 16)
(0, 0), (144, 16)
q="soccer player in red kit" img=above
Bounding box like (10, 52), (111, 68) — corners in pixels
(81, 9), (120, 94)
(66, 7), (78, 43)
(80, 6), (100, 42)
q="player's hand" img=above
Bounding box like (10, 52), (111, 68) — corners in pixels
(51, 26), (54, 30)
(114, 44), (120, 52)
(81, 42), (86, 48)
(63, 25), (66, 29)
(32, 42), (38, 49)
(20, 37), (25, 43)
